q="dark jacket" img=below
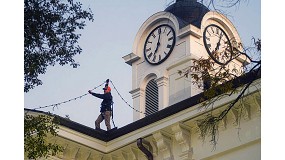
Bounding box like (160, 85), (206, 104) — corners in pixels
(90, 92), (113, 112)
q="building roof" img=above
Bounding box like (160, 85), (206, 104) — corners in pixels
(164, 0), (209, 28)
(24, 68), (260, 142)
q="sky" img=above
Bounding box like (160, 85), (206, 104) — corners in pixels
(4, 0), (285, 159)
(22, 0), (261, 131)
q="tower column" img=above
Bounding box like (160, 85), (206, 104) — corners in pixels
(156, 76), (169, 110)
(130, 88), (145, 121)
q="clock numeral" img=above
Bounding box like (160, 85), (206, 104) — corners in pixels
(207, 43), (211, 50)
(167, 44), (172, 48)
(220, 32), (223, 38)
(152, 55), (156, 62)
(147, 41), (152, 44)
(159, 55), (161, 61)
(167, 30), (171, 36)
(163, 27), (167, 33)
(206, 30), (211, 36)
(216, 28), (220, 34)
(164, 51), (167, 55)
(205, 37), (210, 41)
(168, 37), (174, 41)
(210, 27), (215, 33)
(146, 48), (151, 52)
(158, 28), (161, 34)
(152, 33), (156, 38)
(147, 52), (153, 59)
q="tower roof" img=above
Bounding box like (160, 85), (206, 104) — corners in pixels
(164, 0), (209, 28)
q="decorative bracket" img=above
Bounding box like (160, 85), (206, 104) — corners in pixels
(253, 93), (261, 114)
(219, 114), (227, 130)
(153, 131), (173, 160)
(130, 146), (139, 160)
(150, 139), (159, 156)
(171, 123), (193, 160)
(231, 107), (239, 126)
(242, 100), (251, 120)
(120, 151), (128, 160)
(63, 145), (79, 159)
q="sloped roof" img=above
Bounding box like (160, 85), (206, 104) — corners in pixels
(24, 68), (260, 142)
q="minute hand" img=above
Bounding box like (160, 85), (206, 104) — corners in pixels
(154, 33), (161, 54)
(215, 34), (222, 51)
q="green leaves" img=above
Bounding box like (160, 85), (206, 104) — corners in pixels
(24, 114), (63, 159)
(24, 0), (94, 92)
(178, 36), (261, 149)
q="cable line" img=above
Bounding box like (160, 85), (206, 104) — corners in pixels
(110, 80), (146, 115)
(26, 81), (106, 110)
(25, 80), (147, 115)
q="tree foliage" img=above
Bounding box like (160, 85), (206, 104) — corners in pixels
(177, 0), (261, 148)
(179, 37), (261, 147)
(24, 113), (63, 159)
(24, 0), (94, 92)
(199, 0), (246, 13)
(24, 0), (93, 159)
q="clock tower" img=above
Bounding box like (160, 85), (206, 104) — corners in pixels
(123, 0), (248, 121)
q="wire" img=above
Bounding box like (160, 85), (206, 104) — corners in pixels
(110, 80), (146, 115)
(26, 81), (106, 111)
(25, 79), (146, 115)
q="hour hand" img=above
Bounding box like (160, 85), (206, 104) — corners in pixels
(215, 41), (220, 51)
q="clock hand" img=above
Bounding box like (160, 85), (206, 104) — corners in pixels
(153, 33), (161, 55)
(214, 33), (222, 51)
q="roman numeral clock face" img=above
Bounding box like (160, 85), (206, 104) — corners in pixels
(203, 24), (233, 65)
(144, 24), (176, 65)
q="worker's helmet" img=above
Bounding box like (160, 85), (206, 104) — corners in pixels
(103, 86), (111, 93)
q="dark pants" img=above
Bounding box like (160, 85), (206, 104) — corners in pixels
(95, 111), (112, 130)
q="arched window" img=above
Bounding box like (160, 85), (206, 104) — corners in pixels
(145, 79), (159, 116)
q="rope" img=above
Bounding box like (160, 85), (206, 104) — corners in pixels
(110, 80), (146, 115)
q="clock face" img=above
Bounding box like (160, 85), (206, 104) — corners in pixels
(203, 24), (233, 65)
(144, 24), (176, 65)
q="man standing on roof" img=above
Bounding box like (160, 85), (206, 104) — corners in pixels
(88, 81), (113, 131)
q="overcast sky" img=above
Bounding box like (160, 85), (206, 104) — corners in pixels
(22, 0), (261, 131)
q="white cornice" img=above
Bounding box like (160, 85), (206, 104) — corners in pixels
(122, 52), (140, 66)
(57, 126), (107, 152)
